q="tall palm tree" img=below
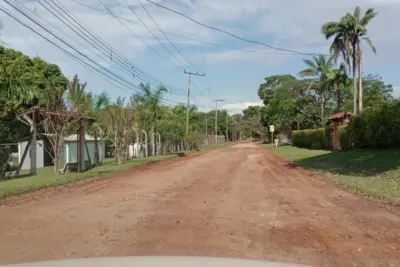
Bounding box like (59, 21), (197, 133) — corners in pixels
(322, 7), (377, 114)
(298, 55), (334, 127)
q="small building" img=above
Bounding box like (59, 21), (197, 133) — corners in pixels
(18, 139), (45, 170)
(60, 134), (105, 167)
(15, 134), (105, 171)
(328, 112), (354, 150)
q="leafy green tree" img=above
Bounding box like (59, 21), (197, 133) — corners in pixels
(325, 63), (352, 112)
(243, 106), (261, 118)
(322, 7), (377, 113)
(298, 55), (334, 127)
(258, 74), (296, 105)
(342, 74), (393, 111)
(256, 75), (323, 133)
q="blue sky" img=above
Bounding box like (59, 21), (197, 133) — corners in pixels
(1, 0), (399, 114)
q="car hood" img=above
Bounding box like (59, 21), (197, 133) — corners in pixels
(2, 256), (312, 267)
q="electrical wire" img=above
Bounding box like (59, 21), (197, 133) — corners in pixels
(70, 0), (301, 56)
(145, 0), (330, 57)
(96, 0), (208, 94)
(1, 2), (180, 106)
(122, 0), (189, 70)
(135, 0), (212, 93)
(135, 0), (202, 73)
(96, 0), (183, 70)
(46, 0), (188, 95)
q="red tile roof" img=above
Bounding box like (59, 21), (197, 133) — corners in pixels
(328, 112), (354, 120)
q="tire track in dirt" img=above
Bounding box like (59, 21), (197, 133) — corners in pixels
(0, 149), (225, 263)
(0, 143), (400, 267)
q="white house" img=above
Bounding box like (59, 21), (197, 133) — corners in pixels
(17, 134), (105, 170)
(60, 134), (105, 167)
(18, 140), (44, 170)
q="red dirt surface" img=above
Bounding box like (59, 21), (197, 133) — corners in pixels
(0, 143), (399, 267)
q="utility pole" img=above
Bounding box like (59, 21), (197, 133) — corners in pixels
(184, 70), (205, 135)
(205, 113), (208, 135)
(225, 113), (228, 142)
(213, 99), (225, 144)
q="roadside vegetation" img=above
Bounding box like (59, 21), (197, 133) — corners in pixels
(0, 45), (244, 179)
(242, 7), (386, 139)
(250, 7), (400, 206)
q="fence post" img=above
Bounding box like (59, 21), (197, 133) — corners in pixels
(141, 129), (148, 157)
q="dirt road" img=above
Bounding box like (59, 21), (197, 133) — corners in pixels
(1, 143), (400, 267)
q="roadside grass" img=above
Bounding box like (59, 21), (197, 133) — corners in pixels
(0, 154), (176, 199)
(0, 142), (233, 200)
(263, 144), (400, 205)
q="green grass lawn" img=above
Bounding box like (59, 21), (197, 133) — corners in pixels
(265, 144), (400, 205)
(0, 154), (176, 199)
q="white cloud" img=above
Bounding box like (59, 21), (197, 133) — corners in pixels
(1, 0), (399, 99)
(222, 101), (263, 114)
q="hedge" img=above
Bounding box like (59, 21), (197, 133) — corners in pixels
(292, 100), (400, 150)
(347, 100), (400, 148)
(338, 126), (351, 150)
(292, 128), (331, 150)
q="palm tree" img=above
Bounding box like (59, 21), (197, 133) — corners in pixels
(322, 7), (377, 114)
(106, 98), (126, 164)
(0, 64), (36, 178)
(133, 83), (167, 156)
(66, 74), (88, 113)
(0, 66), (36, 102)
(298, 55), (334, 127)
(326, 64), (351, 112)
(87, 92), (109, 165)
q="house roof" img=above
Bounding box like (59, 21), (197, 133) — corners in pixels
(17, 107), (95, 125)
(328, 112), (354, 121)
(64, 134), (97, 141)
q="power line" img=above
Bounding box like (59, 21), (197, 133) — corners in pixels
(96, 0), (183, 70)
(94, 0), (206, 94)
(0, 5), (135, 95)
(70, 0), (301, 56)
(122, 0), (188, 69)
(145, 0), (330, 57)
(1, 2), (180, 106)
(48, 0), (188, 95)
(39, 0), (136, 77)
(135, 0), (202, 72)
(40, 0), (188, 95)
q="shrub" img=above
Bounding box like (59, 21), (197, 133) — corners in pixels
(292, 128), (331, 150)
(338, 126), (351, 150)
(347, 100), (400, 148)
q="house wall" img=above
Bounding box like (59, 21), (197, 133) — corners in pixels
(60, 141), (105, 167)
(18, 140), (44, 170)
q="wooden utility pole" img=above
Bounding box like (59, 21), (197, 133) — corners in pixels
(213, 99), (225, 144)
(205, 113), (208, 135)
(184, 70), (205, 135)
(225, 112), (229, 142)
